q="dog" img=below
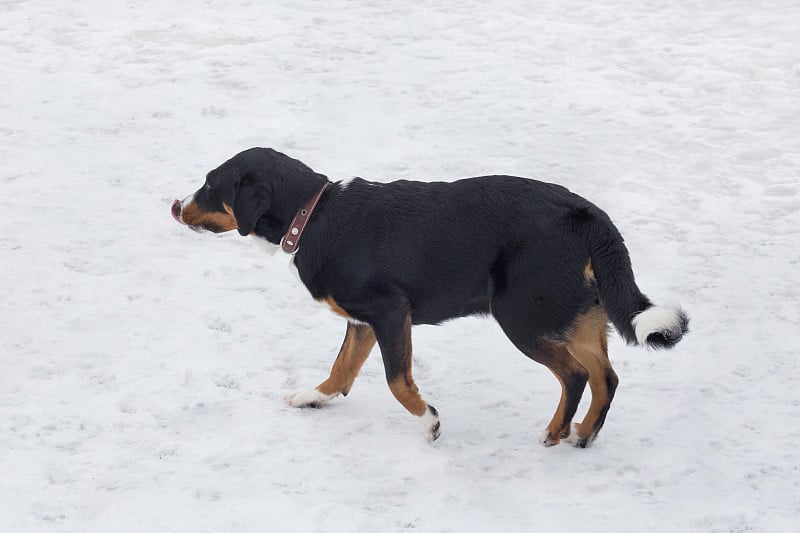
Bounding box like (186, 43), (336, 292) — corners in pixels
(172, 147), (689, 447)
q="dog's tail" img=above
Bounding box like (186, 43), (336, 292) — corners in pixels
(583, 208), (689, 349)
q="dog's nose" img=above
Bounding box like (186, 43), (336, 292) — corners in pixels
(171, 199), (184, 224)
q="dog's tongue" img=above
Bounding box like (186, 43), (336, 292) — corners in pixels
(171, 199), (184, 224)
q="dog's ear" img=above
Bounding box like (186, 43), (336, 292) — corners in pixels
(232, 173), (271, 236)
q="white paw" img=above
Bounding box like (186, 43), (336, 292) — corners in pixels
(285, 388), (334, 408)
(564, 423), (581, 445)
(539, 430), (556, 447)
(564, 423), (593, 448)
(420, 405), (441, 442)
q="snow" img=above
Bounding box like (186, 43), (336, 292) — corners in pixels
(1, 1), (798, 531)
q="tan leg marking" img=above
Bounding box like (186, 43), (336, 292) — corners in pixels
(388, 375), (428, 417)
(539, 344), (589, 446)
(541, 371), (568, 445)
(383, 312), (428, 417)
(565, 307), (617, 443)
(316, 323), (376, 397)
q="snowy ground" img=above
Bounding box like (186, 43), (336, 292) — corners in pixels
(1, 1), (799, 531)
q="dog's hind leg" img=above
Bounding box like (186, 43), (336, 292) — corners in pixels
(526, 344), (589, 447)
(285, 322), (376, 408)
(370, 299), (441, 442)
(563, 307), (619, 448)
(491, 289), (589, 447)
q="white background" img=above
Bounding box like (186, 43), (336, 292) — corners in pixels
(1, 1), (798, 531)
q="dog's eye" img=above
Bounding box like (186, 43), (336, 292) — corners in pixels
(204, 183), (211, 191)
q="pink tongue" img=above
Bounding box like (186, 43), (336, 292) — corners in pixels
(171, 199), (184, 223)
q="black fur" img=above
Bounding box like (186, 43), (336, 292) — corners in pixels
(179, 147), (689, 444)
(187, 147), (678, 350)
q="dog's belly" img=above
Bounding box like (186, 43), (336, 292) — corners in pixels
(409, 292), (490, 325)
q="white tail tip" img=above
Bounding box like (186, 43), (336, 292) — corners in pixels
(631, 306), (689, 348)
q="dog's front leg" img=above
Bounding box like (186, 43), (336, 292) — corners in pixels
(285, 322), (376, 408)
(371, 302), (441, 442)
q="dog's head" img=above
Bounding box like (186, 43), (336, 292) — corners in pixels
(171, 147), (318, 237)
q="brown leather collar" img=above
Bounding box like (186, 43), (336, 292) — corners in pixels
(280, 181), (331, 254)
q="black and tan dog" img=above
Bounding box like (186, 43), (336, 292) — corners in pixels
(172, 147), (688, 447)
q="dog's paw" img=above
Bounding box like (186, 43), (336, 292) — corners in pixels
(285, 388), (335, 408)
(538, 430), (561, 447)
(421, 404), (441, 442)
(539, 423), (574, 447)
(564, 423), (593, 448)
